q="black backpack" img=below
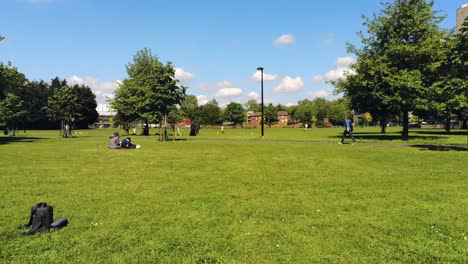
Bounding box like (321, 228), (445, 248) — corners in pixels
(21, 203), (68, 235)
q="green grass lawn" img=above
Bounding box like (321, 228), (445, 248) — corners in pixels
(0, 128), (466, 263)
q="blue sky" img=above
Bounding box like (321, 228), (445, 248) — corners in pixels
(1, 0), (465, 108)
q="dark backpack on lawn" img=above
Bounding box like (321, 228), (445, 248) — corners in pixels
(23, 202), (53, 235)
(21, 203), (68, 235)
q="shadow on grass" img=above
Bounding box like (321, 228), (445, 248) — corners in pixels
(331, 134), (441, 141)
(411, 130), (468, 136)
(410, 144), (468, 152)
(0, 136), (44, 145)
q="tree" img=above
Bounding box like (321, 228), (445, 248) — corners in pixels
(0, 62), (28, 132)
(110, 81), (141, 131)
(312, 98), (330, 121)
(0, 93), (27, 135)
(427, 17), (468, 132)
(223, 102), (245, 126)
(0, 62), (27, 100)
(180, 94), (198, 120)
(334, 0), (446, 139)
(457, 17), (468, 129)
(19, 81), (55, 129)
(71, 84), (99, 129)
(46, 84), (79, 137)
(294, 99), (314, 126)
(112, 48), (186, 140)
(328, 98), (351, 125)
(0, 36), (4, 41)
(167, 106), (184, 140)
(264, 103), (278, 127)
(193, 99), (222, 125)
(244, 99), (261, 112)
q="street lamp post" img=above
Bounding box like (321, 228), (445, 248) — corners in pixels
(257, 67), (264, 139)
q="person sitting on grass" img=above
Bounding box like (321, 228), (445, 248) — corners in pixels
(109, 132), (141, 149)
(108, 132), (121, 149)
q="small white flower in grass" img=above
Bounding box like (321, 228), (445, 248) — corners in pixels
(316, 209), (320, 212)
(464, 236), (467, 241)
(276, 244), (280, 247)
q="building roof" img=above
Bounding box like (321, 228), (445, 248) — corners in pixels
(278, 111), (288, 116)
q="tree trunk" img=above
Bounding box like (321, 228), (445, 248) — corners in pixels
(380, 119), (387, 133)
(161, 114), (168, 142)
(445, 116), (451, 133)
(172, 124), (175, 142)
(144, 121), (149, 136)
(61, 120), (65, 137)
(401, 110), (409, 140)
(461, 119), (467, 129)
(159, 122), (163, 141)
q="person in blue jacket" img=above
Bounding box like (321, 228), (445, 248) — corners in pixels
(339, 116), (356, 144)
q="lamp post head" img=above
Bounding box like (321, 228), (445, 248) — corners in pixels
(257, 67), (263, 71)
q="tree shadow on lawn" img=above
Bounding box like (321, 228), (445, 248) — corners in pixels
(410, 144), (468, 152)
(0, 136), (44, 145)
(332, 133), (441, 141)
(411, 130), (468, 136)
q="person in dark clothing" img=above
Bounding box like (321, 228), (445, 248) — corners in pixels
(339, 116), (356, 144)
(121, 137), (140, 149)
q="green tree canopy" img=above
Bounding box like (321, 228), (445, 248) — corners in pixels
(264, 103), (278, 127)
(223, 102), (245, 126)
(112, 48), (186, 139)
(180, 94), (198, 120)
(193, 99), (222, 125)
(244, 99), (261, 112)
(0, 93), (27, 134)
(334, 0), (446, 138)
(46, 84), (79, 137)
(424, 17), (468, 131)
(45, 78), (98, 136)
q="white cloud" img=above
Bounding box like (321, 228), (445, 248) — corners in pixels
(67, 75), (119, 104)
(264, 98), (277, 105)
(174, 67), (195, 83)
(217, 80), (233, 88)
(336, 57), (356, 68)
(196, 95), (208, 105)
(309, 89), (333, 99)
(274, 34), (294, 45)
(273, 76), (304, 93)
(286, 102), (297, 107)
(199, 83), (213, 91)
(216, 88), (243, 98)
(247, 91), (260, 102)
(312, 56), (356, 83)
(251, 71), (279, 82)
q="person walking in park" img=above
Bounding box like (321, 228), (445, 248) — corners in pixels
(339, 116), (356, 144)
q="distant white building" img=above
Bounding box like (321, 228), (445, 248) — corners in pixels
(96, 104), (116, 116)
(95, 104), (116, 128)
